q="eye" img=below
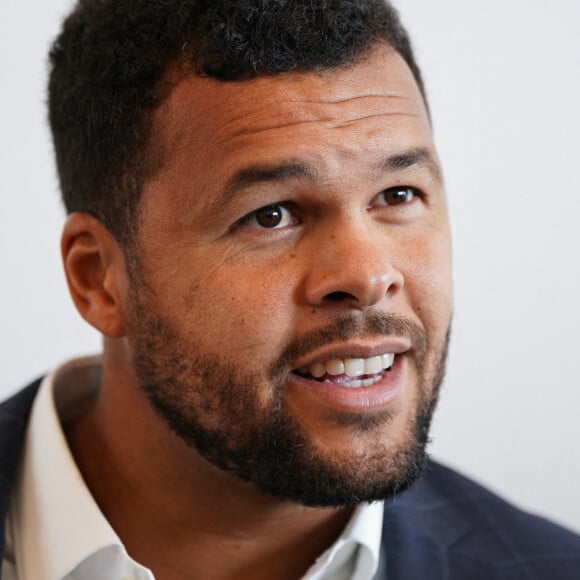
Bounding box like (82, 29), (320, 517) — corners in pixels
(239, 204), (295, 229)
(375, 186), (418, 206)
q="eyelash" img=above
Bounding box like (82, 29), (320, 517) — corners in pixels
(374, 185), (421, 207)
(237, 203), (297, 230)
(236, 185), (422, 231)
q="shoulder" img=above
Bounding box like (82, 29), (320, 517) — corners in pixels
(382, 460), (580, 579)
(0, 381), (42, 485)
(0, 380), (43, 565)
(402, 461), (579, 545)
(0, 381), (42, 437)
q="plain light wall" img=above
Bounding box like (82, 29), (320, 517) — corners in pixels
(1, 0), (579, 533)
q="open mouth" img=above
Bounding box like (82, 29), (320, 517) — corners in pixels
(293, 353), (396, 389)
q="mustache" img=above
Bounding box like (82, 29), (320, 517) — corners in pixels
(271, 311), (427, 377)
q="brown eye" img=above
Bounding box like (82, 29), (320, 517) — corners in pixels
(379, 186), (417, 206)
(244, 204), (294, 229)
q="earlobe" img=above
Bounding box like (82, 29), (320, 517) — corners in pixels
(61, 212), (127, 338)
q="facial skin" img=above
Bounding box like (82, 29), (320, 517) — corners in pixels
(125, 42), (451, 501)
(63, 41), (452, 577)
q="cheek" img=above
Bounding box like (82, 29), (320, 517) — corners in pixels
(401, 229), (453, 333)
(166, 246), (300, 357)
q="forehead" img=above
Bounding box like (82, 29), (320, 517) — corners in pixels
(147, 44), (433, 199)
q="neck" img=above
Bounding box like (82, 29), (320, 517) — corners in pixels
(66, 351), (352, 580)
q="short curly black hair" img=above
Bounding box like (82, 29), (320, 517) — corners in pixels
(48, 0), (426, 245)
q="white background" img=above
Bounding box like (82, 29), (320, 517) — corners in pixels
(1, 1), (579, 532)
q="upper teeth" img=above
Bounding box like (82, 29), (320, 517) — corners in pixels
(303, 353), (395, 379)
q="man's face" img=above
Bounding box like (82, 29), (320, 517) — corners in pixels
(124, 44), (453, 505)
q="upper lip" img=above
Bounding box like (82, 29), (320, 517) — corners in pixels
(292, 339), (411, 371)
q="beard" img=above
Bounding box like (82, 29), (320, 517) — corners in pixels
(126, 270), (450, 507)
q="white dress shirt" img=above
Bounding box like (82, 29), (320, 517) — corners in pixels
(2, 356), (385, 579)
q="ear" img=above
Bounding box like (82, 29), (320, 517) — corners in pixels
(61, 212), (128, 338)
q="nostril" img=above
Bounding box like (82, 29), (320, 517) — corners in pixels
(325, 291), (357, 302)
(306, 264), (403, 309)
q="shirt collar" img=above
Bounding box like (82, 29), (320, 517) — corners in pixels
(303, 501), (383, 580)
(11, 355), (152, 580)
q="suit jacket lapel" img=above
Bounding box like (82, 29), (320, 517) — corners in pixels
(0, 380), (42, 566)
(379, 463), (474, 580)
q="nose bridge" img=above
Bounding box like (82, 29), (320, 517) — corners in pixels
(302, 213), (404, 309)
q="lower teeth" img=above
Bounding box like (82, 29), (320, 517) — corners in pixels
(295, 365), (393, 387)
(323, 372), (387, 389)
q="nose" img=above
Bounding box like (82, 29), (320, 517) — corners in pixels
(302, 220), (404, 310)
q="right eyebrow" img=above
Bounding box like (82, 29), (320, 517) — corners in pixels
(214, 161), (317, 210)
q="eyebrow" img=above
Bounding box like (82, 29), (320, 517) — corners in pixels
(228, 162), (315, 196)
(213, 162), (316, 210)
(216, 147), (441, 209)
(376, 147), (442, 182)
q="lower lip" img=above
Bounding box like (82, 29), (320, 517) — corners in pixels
(288, 355), (406, 414)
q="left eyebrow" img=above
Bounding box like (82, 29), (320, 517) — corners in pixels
(376, 147), (443, 183)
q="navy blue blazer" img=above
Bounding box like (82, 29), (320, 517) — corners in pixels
(1, 381), (579, 579)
